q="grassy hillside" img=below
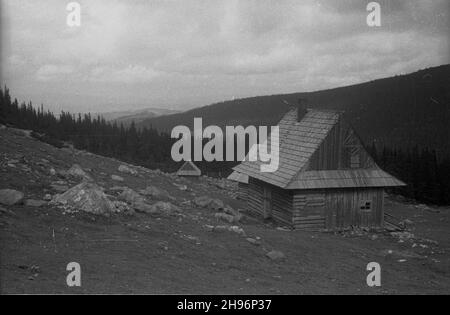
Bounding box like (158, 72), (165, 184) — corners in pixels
(139, 65), (450, 156)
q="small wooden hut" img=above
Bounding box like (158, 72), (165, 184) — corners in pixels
(177, 161), (201, 177)
(233, 106), (405, 230)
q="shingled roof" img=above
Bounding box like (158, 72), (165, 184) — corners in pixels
(233, 108), (405, 189)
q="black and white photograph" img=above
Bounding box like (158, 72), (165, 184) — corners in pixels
(0, 0), (449, 298)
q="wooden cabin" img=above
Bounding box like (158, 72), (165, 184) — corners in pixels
(227, 171), (249, 200)
(233, 107), (405, 230)
(177, 161), (201, 177)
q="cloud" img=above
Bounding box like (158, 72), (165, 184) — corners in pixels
(1, 0), (448, 112)
(89, 65), (159, 83)
(36, 64), (74, 81)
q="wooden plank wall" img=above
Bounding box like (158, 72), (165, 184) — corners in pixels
(324, 188), (384, 229)
(293, 188), (384, 230)
(246, 178), (264, 217)
(293, 192), (326, 230)
(237, 183), (248, 201)
(247, 178), (293, 226)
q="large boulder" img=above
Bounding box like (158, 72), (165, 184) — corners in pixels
(51, 182), (117, 215)
(67, 164), (92, 181)
(0, 189), (24, 206)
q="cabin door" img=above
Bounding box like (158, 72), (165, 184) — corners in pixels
(263, 187), (272, 219)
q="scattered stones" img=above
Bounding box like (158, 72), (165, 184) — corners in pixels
(266, 250), (286, 261)
(111, 175), (124, 182)
(206, 224), (246, 236)
(0, 189), (24, 206)
(25, 199), (47, 207)
(118, 165), (137, 175)
(390, 231), (415, 242)
(51, 182), (117, 215)
(67, 164), (92, 181)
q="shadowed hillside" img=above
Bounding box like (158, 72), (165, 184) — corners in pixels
(139, 65), (450, 156)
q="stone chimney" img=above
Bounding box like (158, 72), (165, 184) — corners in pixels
(297, 98), (308, 122)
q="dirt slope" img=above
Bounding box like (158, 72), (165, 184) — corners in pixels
(0, 126), (449, 294)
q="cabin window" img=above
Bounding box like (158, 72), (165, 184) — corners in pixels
(360, 200), (372, 211)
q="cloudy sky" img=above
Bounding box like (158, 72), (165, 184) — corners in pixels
(1, 0), (449, 113)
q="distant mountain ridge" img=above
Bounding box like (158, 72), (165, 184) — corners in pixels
(138, 65), (450, 156)
(96, 108), (180, 126)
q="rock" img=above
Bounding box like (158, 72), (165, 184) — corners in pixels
(228, 225), (246, 236)
(111, 175), (124, 182)
(25, 199), (47, 207)
(148, 201), (180, 215)
(390, 231), (415, 242)
(50, 184), (69, 193)
(174, 183), (188, 191)
(214, 212), (236, 223)
(266, 250), (286, 261)
(210, 199), (225, 211)
(139, 186), (173, 201)
(380, 249), (424, 259)
(399, 219), (414, 227)
(112, 201), (135, 215)
(0, 189), (24, 206)
(57, 170), (69, 179)
(49, 168), (56, 176)
(67, 164), (92, 181)
(246, 238), (261, 246)
(0, 206), (13, 215)
(118, 188), (152, 213)
(194, 196), (213, 208)
(51, 182), (117, 215)
(118, 165), (137, 175)
(43, 194), (52, 201)
(213, 225), (229, 233)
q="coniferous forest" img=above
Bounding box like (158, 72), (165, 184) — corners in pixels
(1, 86), (449, 205)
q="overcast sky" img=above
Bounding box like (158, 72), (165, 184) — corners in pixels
(1, 0), (449, 113)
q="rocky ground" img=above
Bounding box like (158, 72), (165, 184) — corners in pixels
(0, 125), (449, 294)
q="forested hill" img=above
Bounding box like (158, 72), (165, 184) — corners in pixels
(138, 64), (450, 156)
